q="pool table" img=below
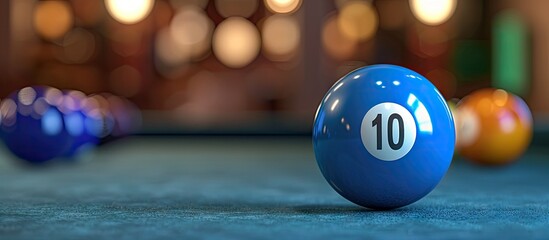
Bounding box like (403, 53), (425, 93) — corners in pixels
(0, 136), (548, 239)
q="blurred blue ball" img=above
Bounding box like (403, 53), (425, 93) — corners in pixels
(60, 90), (103, 158)
(0, 86), (74, 163)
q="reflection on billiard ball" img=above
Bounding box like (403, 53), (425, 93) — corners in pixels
(456, 88), (532, 165)
(313, 64), (455, 210)
(0, 86), (74, 163)
(60, 90), (104, 158)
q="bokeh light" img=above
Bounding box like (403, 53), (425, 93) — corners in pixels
(155, 28), (190, 67)
(63, 90), (87, 112)
(170, 7), (213, 60)
(33, 1), (74, 40)
(337, 1), (378, 42)
(87, 94), (116, 138)
(410, 0), (457, 26)
(262, 15), (301, 61)
(1, 99), (17, 127)
(105, 0), (155, 24)
(215, 0), (259, 18)
(44, 88), (64, 106)
(59, 28), (96, 64)
(41, 108), (64, 136)
(32, 97), (50, 117)
(155, 7), (213, 76)
(264, 0), (302, 14)
(493, 10), (528, 96)
(18, 87), (37, 106)
(213, 17), (261, 68)
(322, 15), (358, 60)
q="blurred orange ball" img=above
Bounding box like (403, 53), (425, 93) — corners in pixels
(456, 89), (533, 165)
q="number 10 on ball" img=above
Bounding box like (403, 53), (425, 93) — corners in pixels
(313, 64), (455, 210)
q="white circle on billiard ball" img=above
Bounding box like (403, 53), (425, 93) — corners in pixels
(455, 107), (479, 148)
(361, 102), (417, 161)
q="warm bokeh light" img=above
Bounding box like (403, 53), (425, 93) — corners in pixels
(170, 7), (213, 57)
(1, 99), (17, 127)
(264, 0), (302, 14)
(410, 0), (457, 26)
(337, 1), (378, 42)
(262, 15), (300, 61)
(322, 15), (358, 60)
(215, 0), (259, 18)
(60, 28), (96, 64)
(213, 17), (261, 68)
(44, 88), (64, 106)
(33, 1), (74, 40)
(18, 87), (37, 106)
(32, 98), (50, 117)
(155, 7), (213, 75)
(0, 99), (2, 126)
(105, 0), (155, 24)
(87, 94), (116, 138)
(155, 28), (190, 67)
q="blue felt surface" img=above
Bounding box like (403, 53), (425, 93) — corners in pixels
(0, 137), (548, 239)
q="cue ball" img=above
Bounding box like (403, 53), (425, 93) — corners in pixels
(313, 64), (455, 210)
(456, 88), (532, 165)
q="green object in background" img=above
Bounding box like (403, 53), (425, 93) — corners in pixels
(493, 10), (529, 96)
(453, 41), (491, 82)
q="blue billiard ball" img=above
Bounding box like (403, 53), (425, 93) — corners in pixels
(313, 64), (455, 210)
(86, 94), (117, 144)
(101, 93), (142, 139)
(0, 86), (74, 163)
(59, 90), (103, 158)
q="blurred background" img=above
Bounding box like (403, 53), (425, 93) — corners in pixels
(0, 0), (545, 134)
